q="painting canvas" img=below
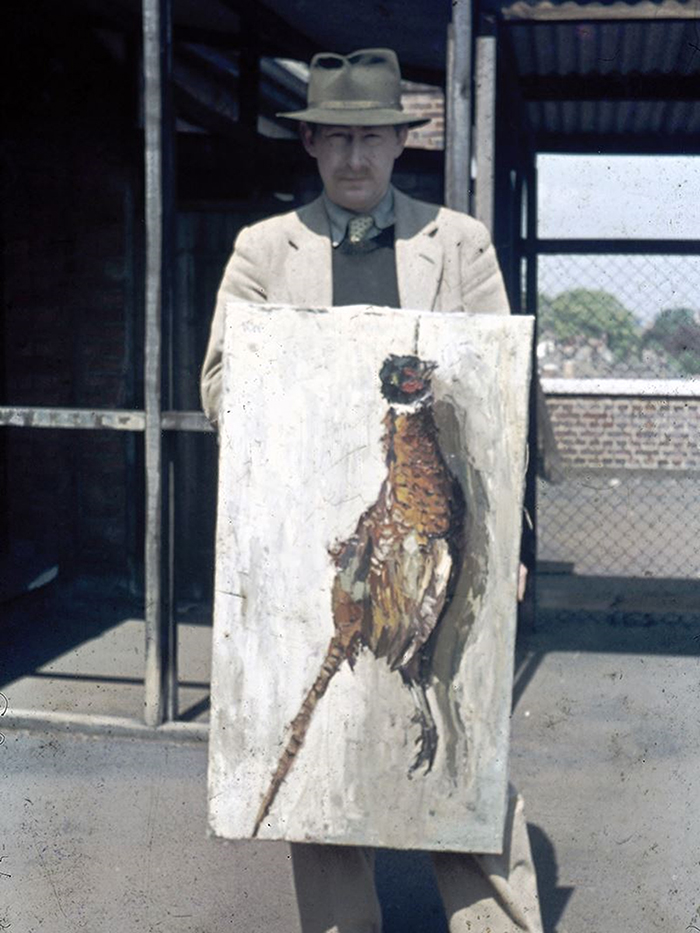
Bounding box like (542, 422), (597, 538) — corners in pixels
(208, 302), (533, 853)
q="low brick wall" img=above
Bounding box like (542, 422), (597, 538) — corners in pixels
(545, 394), (700, 472)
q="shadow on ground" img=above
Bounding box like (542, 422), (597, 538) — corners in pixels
(0, 577), (141, 688)
(514, 603), (700, 709)
(375, 820), (570, 933)
(376, 850), (448, 933)
(529, 823), (575, 933)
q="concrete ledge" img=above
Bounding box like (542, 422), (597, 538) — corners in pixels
(537, 572), (700, 615)
(542, 377), (700, 397)
(2, 708), (209, 744)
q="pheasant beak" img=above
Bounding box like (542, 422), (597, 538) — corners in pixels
(401, 361), (437, 395)
(400, 367), (422, 393)
(401, 378), (424, 393)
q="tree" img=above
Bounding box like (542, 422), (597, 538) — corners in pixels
(643, 307), (700, 375)
(538, 288), (640, 360)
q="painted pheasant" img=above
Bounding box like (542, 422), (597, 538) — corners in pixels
(252, 354), (464, 837)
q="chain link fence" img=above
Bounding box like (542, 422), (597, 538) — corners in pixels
(536, 250), (700, 595)
(537, 253), (700, 381)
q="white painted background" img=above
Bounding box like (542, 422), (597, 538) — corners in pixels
(208, 303), (532, 852)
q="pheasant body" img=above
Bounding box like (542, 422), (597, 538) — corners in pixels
(252, 355), (463, 837)
(337, 404), (458, 678)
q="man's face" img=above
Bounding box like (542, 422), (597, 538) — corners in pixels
(301, 123), (408, 213)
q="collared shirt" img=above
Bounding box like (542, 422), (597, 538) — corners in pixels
(322, 186), (396, 248)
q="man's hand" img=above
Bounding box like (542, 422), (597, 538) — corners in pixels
(517, 562), (528, 602)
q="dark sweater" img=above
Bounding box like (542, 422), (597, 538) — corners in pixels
(332, 226), (400, 308)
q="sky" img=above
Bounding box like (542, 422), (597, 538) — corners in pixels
(536, 154), (700, 324)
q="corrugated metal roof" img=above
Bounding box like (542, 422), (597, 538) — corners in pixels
(70, 0), (700, 153)
(527, 98), (700, 136)
(254, 0), (700, 151)
(509, 19), (700, 76)
(506, 13), (700, 151)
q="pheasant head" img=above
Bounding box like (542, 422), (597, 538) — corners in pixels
(379, 355), (437, 407)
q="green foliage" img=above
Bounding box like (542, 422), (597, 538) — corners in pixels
(643, 307), (700, 375)
(538, 288), (640, 360)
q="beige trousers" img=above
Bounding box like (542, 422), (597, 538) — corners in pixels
(291, 787), (543, 933)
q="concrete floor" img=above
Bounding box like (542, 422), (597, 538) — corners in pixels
(2, 579), (700, 933)
(0, 579), (211, 724)
(511, 607), (700, 933)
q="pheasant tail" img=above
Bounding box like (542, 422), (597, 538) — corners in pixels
(252, 635), (348, 837)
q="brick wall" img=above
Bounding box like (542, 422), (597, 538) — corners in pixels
(403, 85), (445, 151)
(2, 8), (136, 576)
(545, 395), (700, 472)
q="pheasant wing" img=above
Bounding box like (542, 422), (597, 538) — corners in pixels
(330, 518), (374, 657)
(367, 532), (453, 672)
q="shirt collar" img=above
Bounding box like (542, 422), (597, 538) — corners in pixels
(322, 186), (396, 248)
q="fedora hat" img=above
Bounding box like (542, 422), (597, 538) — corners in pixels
(277, 48), (430, 128)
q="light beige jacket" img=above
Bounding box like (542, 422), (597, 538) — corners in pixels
(201, 188), (509, 423)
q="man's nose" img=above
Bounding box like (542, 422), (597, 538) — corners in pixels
(346, 138), (367, 170)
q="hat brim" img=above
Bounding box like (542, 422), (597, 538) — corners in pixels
(277, 107), (430, 129)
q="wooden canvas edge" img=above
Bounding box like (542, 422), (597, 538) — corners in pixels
(207, 303), (534, 853)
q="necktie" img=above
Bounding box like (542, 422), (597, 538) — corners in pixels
(347, 214), (374, 245)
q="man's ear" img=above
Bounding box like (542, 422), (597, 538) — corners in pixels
(395, 125), (409, 155)
(299, 122), (317, 158)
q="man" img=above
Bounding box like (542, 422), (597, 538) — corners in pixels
(201, 48), (543, 933)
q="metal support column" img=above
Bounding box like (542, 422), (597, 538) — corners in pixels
(525, 159), (538, 318)
(509, 167), (526, 312)
(473, 24), (497, 234)
(445, 0), (473, 213)
(142, 0), (177, 726)
(521, 155), (539, 630)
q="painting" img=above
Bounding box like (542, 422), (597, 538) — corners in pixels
(208, 302), (533, 853)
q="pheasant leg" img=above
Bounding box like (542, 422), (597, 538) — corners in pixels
(405, 679), (437, 776)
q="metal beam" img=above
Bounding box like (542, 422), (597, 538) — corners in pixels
(520, 156), (538, 628)
(525, 163), (538, 317)
(521, 75), (700, 102)
(0, 407), (214, 432)
(473, 27), (498, 233)
(535, 133), (700, 155)
(509, 168), (525, 312)
(160, 0), (179, 727)
(0, 408), (146, 430)
(536, 238), (700, 255)
(161, 411), (214, 432)
(444, 0), (473, 213)
(142, 0), (176, 728)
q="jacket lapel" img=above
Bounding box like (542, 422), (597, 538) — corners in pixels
(282, 190), (443, 311)
(394, 189), (443, 311)
(284, 197), (333, 308)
